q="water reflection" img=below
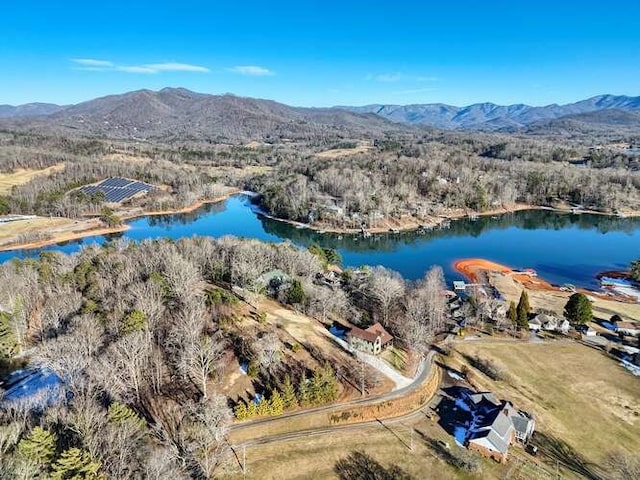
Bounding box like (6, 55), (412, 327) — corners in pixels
(1, 195), (639, 287)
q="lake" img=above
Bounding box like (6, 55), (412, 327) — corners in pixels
(1, 195), (639, 288)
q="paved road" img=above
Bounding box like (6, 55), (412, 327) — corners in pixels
(230, 350), (435, 434)
(236, 401), (432, 447)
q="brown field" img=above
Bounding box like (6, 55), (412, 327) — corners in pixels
(0, 217), (75, 243)
(490, 271), (640, 321)
(0, 164), (65, 194)
(315, 142), (372, 159)
(225, 415), (499, 480)
(452, 342), (640, 475)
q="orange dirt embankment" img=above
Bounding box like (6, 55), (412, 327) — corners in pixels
(453, 258), (556, 291)
(454, 258), (637, 302)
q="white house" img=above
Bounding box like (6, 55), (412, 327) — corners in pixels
(615, 321), (640, 337)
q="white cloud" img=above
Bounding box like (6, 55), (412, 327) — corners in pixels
(72, 58), (114, 68)
(142, 62), (210, 73)
(229, 65), (275, 76)
(116, 65), (158, 74)
(373, 72), (404, 82)
(70, 59), (209, 74)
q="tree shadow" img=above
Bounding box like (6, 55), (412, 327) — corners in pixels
(334, 450), (414, 480)
(534, 431), (606, 480)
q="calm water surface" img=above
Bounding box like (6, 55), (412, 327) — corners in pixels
(2, 195), (639, 289)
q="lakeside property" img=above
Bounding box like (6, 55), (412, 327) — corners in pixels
(1, 195), (640, 291)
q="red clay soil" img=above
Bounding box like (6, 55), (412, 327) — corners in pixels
(454, 258), (636, 302)
(454, 258), (556, 292)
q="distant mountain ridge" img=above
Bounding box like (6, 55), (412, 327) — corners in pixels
(0, 88), (406, 142)
(2, 90), (639, 140)
(0, 102), (67, 118)
(338, 95), (640, 131)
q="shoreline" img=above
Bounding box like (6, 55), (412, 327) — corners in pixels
(453, 258), (638, 304)
(0, 189), (240, 253)
(1, 191), (638, 253)
(257, 202), (640, 236)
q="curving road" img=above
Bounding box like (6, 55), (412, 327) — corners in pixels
(229, 350), (439, 442)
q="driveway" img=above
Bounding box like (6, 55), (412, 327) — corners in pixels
(330, 335), (413, 390)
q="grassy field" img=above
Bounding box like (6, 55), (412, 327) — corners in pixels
(225, 415), (502, 480)
(453, 341), (640, 477)
(491, 271), (640, 321)
(315, 142), (372, 159)
(0, 164), (64, 194)
(0, 217), (75, 242)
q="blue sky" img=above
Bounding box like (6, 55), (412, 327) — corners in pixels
(2, 1), (640, 107)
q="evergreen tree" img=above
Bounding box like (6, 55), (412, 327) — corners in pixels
(17, 426), (57, 465)
(51, 448), (103, 480)
(281, 374), (298, 409)
(247, 400), (258, 418)
(120, 310), (147, 334)
(631, 259), (640, 282)
(564, 293), (593, 324)
(0, 312), (17, 357)
(107, 402), (145, 429)
(0, 196), (9, 215)
(507, 301), (518, 327)
(269, 389), (284, 416)
(234, 401), (249, 420)
(287, 279), (306, 305)
(309, 363), (339, 405)
(256, 396), (270, 416)
(298, 372), (311, 406)
(516, 290), (531, 329)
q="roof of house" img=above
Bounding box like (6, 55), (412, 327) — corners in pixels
(467, 391), (501, 408)
(258, 269), (291, 285)
(534, 313), (557, 325)
(616, 321), (640, 330)
(511, 413), (534, 435)
(366, 322), (393, 344)
(347, 322), (393, 345)
(347, 326), (380, 343)
(468, 428), (511, 455)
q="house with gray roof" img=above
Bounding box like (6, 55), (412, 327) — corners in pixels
(458, 390), (535, 463)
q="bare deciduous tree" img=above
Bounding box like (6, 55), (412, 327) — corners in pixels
(366, 266), (405, 326)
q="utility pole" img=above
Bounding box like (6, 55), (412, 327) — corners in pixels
(409, 426), (414, 452)
(242, 445), (247, 479)
(360, 356), (365, 396)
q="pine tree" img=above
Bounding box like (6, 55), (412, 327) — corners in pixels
(298, 372), (311, 406)
(234, 400), (249, 420)
(0, 312), (17, 357)
(107, 402), (145, 429)
(309, 363), (339, 405)
(269, 389), (284, 416)
(120, 310), (147, 334)
(281, 374), (298, 409)
(516, 290), (531, 329)
(564, 293), (593, 324)
(51, 448), (103, 480)
(17, 426), (57, 465)
(256, 396), (270, 416)
(507, 301), (518, 327)
(247, 400), (258, 418)
(287, 279), (306, 305)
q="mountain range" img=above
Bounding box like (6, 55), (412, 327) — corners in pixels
(338, 95), (640, 131)
(1, 89), (639, 142)
(0, 88), (402, 143)
(0, 102), (67, 118)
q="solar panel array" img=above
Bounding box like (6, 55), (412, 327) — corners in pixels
(77, 178), (154, 203)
